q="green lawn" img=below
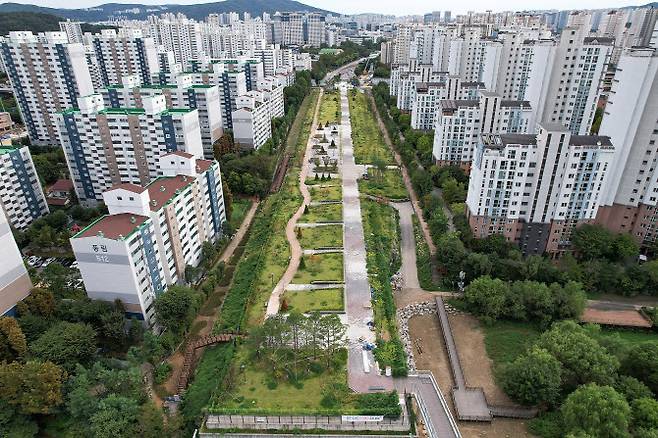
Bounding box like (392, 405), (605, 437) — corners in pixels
(482, 320), (542, 366)
(292, 253), (344, 283)
(299, 203), (342, 223)
(283, 288), (344, 312)
(309, 183), (342, 202)
(214, 349), (351, 415)
(298, 225), (343, 249)
(348, 89), (394, 165)
(229, 198), (252, 231)
(244, 90), (320, 328)
(319, 91), (341, 125)
(359, 168), (407, 200)
(596, 327), (658, 346)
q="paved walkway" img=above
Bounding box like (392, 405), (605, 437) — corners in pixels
(395, 374), (461, 438)
(340, 85), (393, 392)
(391, 202), (420, 290)
(265, 90), (323, 317)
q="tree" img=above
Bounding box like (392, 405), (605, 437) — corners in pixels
(30, 321), (97, 371)
(571, 224), (616, 261)
(441, 177), (466, 204)
(136, 402), (167, 438)
(615, 376), (654, 402)
(537, 321), (619, 388)
(0, 360), (66, 414)
(154, 286), (199, 335)
(632, 398), (658, 431)
(90, 394), (140, 438)
(318, 314), (347, 366)
(501, 347), (563, 406)
(621, 343), (658, 394)
(561, 383), (630, 438)
(0, 316), (27, 362)
(40, 263), (72, 297)
(16, 288), (55, 317)
(464, 276), (509, 321)
(222, 180), (233, 225)
(436, 232), (467, 281)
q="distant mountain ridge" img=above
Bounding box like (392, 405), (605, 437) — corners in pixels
(0, 0), (336, 22)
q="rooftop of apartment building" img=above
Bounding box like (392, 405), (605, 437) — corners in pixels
(75, 212), (149, 240)
(480, 131), (613, 149)
(0, 145), (23, 155)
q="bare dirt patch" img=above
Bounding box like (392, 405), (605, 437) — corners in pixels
(408, 313), (536, 438)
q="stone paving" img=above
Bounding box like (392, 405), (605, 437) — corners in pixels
(340, 85), (394, 392)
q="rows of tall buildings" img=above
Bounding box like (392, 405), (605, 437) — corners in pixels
(384, 7), (658, 256)
(0, 12), (317, 321)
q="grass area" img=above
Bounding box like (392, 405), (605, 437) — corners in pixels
(412, 215), (442, 291)
(308, 183), (342, 202)
(283, 288), (344, 313)
(300, 203), (342, 223)
(361, 199), (406, 376)
(482, 320), (542, 367)
(359, 168), (407, 200)
(348, 89), (394, 165)
(597, 327), (658, 346)
(319, 90), (340, 125)
(298, 224), (343, 249)
(242, 90), (320, 328)
(212, 349), (353, 416)
(292, 253), (344, 283)
(228, 198), (252, 231)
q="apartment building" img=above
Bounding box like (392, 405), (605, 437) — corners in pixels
(524, 31), (612, 135)
(59, 20), (84, 43)
(0, 145), (49, 230)
(410, 77), (486, 130)
(232, 91), (273, 150)
(71, 152), (226, 325)
(102, 74), (223, 159)
(0, 207), (32, 316)
(90, 29), (160, 88)
(595, 47), (658, 247)
(432, 93), (533, 169)
(56, 94), (204, 206)
(466, 124), (613, 256)
(270, 12), (326, 47)
(0, 31), (93, 145)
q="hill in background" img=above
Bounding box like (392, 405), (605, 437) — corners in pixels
(0, 0), (336, 23)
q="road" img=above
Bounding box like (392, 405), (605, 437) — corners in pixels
(322, 57), (368, 85)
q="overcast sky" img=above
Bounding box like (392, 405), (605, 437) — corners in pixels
(7, 0), (640, 16)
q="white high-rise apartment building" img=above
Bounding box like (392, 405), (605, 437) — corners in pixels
(0, 145), (49, 230)
(148, 15), (202, 65)
(59, 20), (84, 43)
(0, 207), (32, 316)
(71, 152), (226, 325)
(0, 31), (93, 145)
(102, 74), (223, 159)
(595, 47), (658, 246)
(432, 92), (533, 169)
(466, 123), (613, 256)
(524, 29), (612, 135)
(410, 77), (487, 130)
(56, 94), (204, 206)
(90, 29), (160, 88)
(232, 91), (272, 150)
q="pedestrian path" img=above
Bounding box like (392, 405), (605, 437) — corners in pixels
(265, 90), (323, 317)
(340, 85), (393, 393)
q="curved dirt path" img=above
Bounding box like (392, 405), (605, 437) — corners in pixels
(265, 90), (323, 316)
(155, 199), (260, 401)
